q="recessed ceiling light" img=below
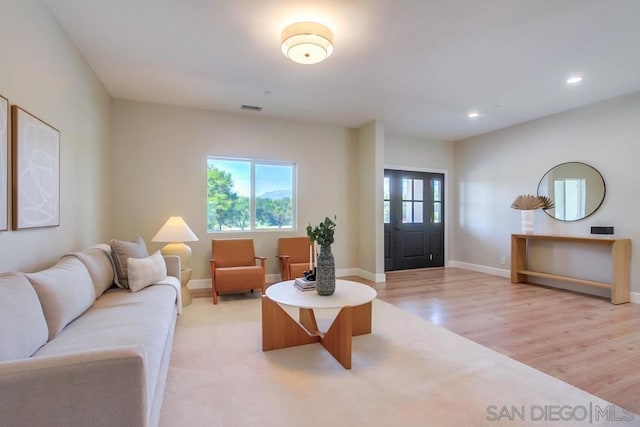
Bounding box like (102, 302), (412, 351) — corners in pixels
(467, 111), (480, 118)
(566, 76), (583, 85)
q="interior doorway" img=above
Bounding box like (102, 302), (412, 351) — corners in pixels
(384, 169), (445, 271)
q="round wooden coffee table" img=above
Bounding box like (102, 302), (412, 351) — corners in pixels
(262, 279), (377, 369)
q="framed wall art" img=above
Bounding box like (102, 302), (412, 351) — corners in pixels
(0, 95), (7, 231)
(11, 105), (60, 229)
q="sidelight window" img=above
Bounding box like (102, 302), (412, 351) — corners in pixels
(432, 178), (442, 224)
(384, 177), (390, 223)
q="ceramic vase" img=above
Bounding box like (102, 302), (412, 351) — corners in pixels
(521, 209), (535, 234)
(316, 244), (335, 296)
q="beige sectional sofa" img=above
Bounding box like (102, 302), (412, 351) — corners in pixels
(0, 244), (181, 427)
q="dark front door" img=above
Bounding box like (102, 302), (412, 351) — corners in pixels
(384, 170), (445, 271)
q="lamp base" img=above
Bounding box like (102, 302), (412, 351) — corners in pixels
(161, 243), (193, 307)
(160, 242), (191, 270)
(181, 268), (193, 306)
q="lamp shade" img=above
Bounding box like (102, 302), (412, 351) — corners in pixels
(281, 22), (334, 65)
(151, 216), (198, 243)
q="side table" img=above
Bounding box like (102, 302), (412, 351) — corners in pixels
(181, 267), (192, 306)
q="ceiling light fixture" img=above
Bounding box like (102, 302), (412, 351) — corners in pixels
(467, 111), (480, 118)
(566, 76), (583, 85)
(281, 22), (334, 65)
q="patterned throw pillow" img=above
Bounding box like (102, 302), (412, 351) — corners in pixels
(127, 251), (168, 292)
(111, 236), (148, 289)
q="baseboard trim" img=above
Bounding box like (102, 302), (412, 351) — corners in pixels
(187, 279), (211, 290)
(354, 269), (386, 283)
(447, 260), (510, 278)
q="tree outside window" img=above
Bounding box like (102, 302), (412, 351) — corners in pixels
(207, 157), (295, 232)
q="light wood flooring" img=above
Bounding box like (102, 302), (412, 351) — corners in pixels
(361, 267), (640, 414)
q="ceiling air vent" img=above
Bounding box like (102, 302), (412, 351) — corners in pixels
(241, 104), (262, 112)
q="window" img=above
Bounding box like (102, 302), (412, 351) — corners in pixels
(383, 177), (390, 223)
(401, 178), (424, 223)
(206, 157), (296, 232)
(432, 177), (442, 224)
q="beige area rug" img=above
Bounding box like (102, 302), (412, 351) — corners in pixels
(160, 297), (638, 426)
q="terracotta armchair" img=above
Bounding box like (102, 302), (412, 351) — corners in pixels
(210, 239), (266, 305)
(277, 236), (314, 281)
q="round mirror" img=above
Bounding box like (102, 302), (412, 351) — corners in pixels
(537, 162), (605, 221)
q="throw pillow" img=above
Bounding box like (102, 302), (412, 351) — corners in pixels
(111, 236), (148, 289)
(127, 250), (168, 292)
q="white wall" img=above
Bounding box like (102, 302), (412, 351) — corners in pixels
(110, 100), (359, 280)
(0, 0), (111, 272)
(384, 133), (455, 265)
(453, 91), (640, 293)
(385, 134), (454, 173)
(355, 121), (385, 281)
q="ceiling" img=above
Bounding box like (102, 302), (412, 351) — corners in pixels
(42, 0), (640, 141)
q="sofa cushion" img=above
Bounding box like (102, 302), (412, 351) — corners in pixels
(65, 247), (115, 297)
(34, 285), (178, 414)
(0, 273), (49, 361)
(128, 250), (167, 292)
(111, 236), (148, 289)
(25, 257), (96, 341)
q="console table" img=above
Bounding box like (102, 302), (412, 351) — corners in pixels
(511, 234), (631, 304)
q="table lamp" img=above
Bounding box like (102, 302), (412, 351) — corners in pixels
(152, 216), (198, 305)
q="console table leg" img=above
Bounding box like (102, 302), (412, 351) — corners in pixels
(611, 239), (631, 304)
(511, 235), (527, 283)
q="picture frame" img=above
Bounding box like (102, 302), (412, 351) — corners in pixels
(0, 95), (7, 231)
(11, 105), (60, 230)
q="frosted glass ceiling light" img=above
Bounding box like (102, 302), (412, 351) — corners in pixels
(281, 22), (334, 65)
(566, 76), (583, 84)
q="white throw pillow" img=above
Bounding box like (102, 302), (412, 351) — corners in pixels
(127, 250), (168, 292)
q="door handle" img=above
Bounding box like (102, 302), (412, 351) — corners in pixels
(395, 224), (401, 230)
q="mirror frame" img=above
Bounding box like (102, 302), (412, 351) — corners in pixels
(537, 161), (606, 222)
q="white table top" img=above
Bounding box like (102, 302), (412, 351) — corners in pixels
(266, 279), (377, 309)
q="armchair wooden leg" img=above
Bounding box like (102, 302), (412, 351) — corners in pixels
(210, 261), (218, 305)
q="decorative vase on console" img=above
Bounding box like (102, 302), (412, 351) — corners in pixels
(520, 210), (535, 234)
(306, 216), (337, 296)
(510, 194), (554, 234)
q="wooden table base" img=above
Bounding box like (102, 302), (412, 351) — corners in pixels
(261, 296), (373, 369)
